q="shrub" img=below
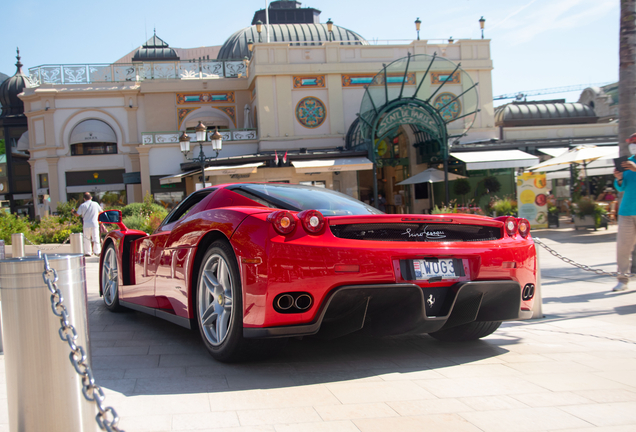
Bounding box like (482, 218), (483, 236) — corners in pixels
(0, 212), (33, 244)
(30, 216), (81, 244)
(121, 201), (165, 218)
(56, 199), (81, 223)
(491, 197), (517, 216)
(121, 202), (144, 218)
(142, 213), (166, 234)
(122, 214), (146, 232)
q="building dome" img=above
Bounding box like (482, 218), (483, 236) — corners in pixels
(494, 100), (597, 127)
(0, 49), (32, 118)
(217, 23), (367, 60)
(0, 72), (9, 84)
(132, 33), (180, 62)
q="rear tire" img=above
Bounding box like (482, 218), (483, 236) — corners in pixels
(195, 240), (286, 362)
(101, 244), (124, 312)
(428, 321), (502, 342)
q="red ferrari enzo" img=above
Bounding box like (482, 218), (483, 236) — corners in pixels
(99, 183), (536, 362)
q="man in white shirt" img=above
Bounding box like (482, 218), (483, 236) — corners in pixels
(74, 192), (102, 256)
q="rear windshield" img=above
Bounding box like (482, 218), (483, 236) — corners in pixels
(229, 183), (381, 216)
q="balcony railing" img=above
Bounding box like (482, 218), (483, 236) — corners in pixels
(141, 129), (257, 145)
(27, 60), (248, 86)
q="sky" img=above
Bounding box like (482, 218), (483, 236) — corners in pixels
(0, 0), (618, 106)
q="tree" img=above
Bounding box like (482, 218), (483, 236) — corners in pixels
(453, 178), (471, 205)
(619, 0), (636, 156)
(484, 176), (501, 195)
(0, 139), (5, 155)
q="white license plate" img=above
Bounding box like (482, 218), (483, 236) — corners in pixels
(413, 259), (456, 279)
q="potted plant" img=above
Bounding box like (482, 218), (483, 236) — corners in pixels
(548, 205), (559, 228)
(491, 197), (518, 217)
(574, 197), (607, 230)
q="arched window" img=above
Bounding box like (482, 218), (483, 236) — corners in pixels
(70, 120), (117, 155)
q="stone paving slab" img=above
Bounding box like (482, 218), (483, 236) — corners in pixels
(0, 223), (635, 431)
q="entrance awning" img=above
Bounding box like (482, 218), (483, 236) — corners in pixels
(204, 162), (263, 176)
(70, 119), (117, 144)
(159, 163), (264, 185)
(292, 157), (373, 174)
(450, 150), (539, 170)
(159, 169), (199, 185)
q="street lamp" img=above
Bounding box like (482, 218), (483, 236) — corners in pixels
(479, 16), (486, 39)
(256, 20), (263, 43)
(326, 18), (333, 41)
(247, 39), (254, 57)
(415, 17), (421, 40)
(179, 121), (223, 189)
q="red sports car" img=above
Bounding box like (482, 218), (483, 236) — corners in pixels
(99, 183), (536, 362)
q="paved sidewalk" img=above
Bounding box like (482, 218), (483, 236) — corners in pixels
(1, 223), (635, 431)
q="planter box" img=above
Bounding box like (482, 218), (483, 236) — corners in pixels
(574, 215), (596, 230)
(548, 213), (559, 228)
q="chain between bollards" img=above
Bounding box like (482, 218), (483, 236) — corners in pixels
(41, 254), (125, 432)
(534, 238), (636, 279)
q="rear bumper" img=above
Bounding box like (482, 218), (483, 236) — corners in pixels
(243, 280), (532, 339)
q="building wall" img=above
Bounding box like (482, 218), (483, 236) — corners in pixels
(20, 38), (496, 211)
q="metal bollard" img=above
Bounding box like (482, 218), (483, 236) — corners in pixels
(532, 241), (544, 319)
(11, 233), (24, 258)
(0, 239), (4, 259)
(0, 254), (95, 432)
(70, 232), (84, 255)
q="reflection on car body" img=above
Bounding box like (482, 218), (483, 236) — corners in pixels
(98, 183), (536, 362)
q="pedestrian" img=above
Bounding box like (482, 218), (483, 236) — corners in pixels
(73, 192), (103, 257)
(377, 193), (387, 212)
(612, 133), (636, 291)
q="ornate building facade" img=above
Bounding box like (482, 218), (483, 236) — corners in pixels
(18, 1), (498, 214)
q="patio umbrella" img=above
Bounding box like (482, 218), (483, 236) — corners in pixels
(527, 145), (617, 195)
(527, 145), (616, 171)
(397, 168), (467, 211)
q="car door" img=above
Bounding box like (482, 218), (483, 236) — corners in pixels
(124, 236), (159, 308)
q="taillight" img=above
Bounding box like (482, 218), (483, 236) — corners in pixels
(504, 216), (517, 237)
(517, 218), (530, 238)
(267, 211), (296, 235)
(298, 210), (325, 234)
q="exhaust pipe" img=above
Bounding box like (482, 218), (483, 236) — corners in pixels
(522, 284), (535, 301)
(276, 294), (294, 310)
(295, 294), (313, 310)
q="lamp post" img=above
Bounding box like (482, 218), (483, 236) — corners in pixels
(479, 16), (486, 39)
(179, 121), (223, 190)
(415, 17), (421, 40)
(256, 20), (263, 43)
(326, 18), (333, 41)
(247, 39), (254, 58)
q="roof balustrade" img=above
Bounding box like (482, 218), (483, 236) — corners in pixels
(27, 59), (248, 86)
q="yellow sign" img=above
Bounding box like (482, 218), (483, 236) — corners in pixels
(376, 140), (388, 157)
(516, 172), (548, 229)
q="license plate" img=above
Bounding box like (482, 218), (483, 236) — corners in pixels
(413, 259), (456, 280)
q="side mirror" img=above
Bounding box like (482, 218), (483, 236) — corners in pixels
(98, 210), (127, 232)
(99, 210), (121, 223)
